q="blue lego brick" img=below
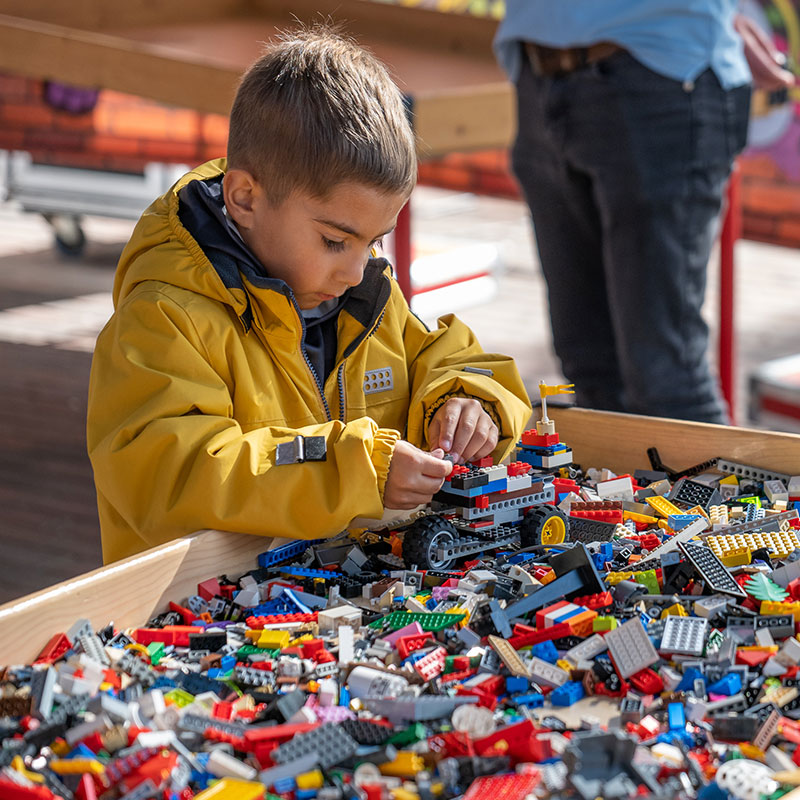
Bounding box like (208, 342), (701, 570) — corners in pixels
(280, 566), (344, 580)
(668, 514), (702, 531)
(506, 676), (529, 693)
(517, 443), (568, 456)
(440, 477), (508, 497)
(258, 538), (323, 568)
(677, 667), (705, 693)
(514, 693), (544, 708)
(550, 681), (585, 707)
(707, 673), (742, 697)
(667, 702), (686, 731)
(531, 640), (559, 664)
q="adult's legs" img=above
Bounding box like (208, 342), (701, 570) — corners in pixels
(511, 57), (626, 411)
(512, 49), (750, 422)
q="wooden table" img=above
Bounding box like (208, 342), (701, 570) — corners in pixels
(1, 406), (798, 665)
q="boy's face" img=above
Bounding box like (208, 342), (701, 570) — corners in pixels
(225, 172), (407, 310)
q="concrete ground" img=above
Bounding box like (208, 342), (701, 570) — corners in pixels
(0, 185), (797, 604)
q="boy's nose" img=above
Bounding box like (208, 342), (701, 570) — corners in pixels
(337, 255), (367, 288)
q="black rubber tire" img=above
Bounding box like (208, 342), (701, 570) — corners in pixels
(401, 515), (459, 570)
(519, 505), (569, 548)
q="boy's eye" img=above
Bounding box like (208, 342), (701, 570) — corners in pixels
(322, 236), (346, 252)
(371, 238), (384, 251)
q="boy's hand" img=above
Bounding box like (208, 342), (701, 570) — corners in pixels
(384, 442), (453, 509)
(428, 397), (499, 464)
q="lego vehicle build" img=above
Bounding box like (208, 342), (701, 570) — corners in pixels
(398, 383), (576, 570)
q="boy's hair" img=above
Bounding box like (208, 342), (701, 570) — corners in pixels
(227, 24), (417, 205)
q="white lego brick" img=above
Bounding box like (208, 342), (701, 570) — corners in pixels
(596, 476), (635, 502)
(756, 627), (775, 648)
(693, 596), (729, 618)
(528, 657), (569, 687)
(207, 748), (258, 781)
(605, 618), (659, 678)
(764, 480), (789, 504)
(318, 605), (362, 633)
(789, 476), (800, 498)
(564, 634), (607, 666)
(506, 473), (532, 492)
(776, 637), (800, 666)
(648, 479), (672, 497)
(483, 464), (508, 481)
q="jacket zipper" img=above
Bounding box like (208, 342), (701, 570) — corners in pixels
(336, 306), (388, 422)
(292, 295), (332, 422)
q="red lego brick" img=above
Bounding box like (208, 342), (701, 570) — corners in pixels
(33, 632), (71, 664)
(440, 667), (479, 685)
(508, 622), (574, 649)
(168, 600), (197, 624)
(507, 461), (533, 477)
(463, 772), (541, 800)
(455, 685), (497, 711)
(473, 456), (494, 468)
(197, 577), (221, 601)
(396, 631), (435, 660)
(572, 591), (614, 610)
(629, 668), (663, 695)
(0, 781), (59, 800)
(521, 429), (560, 447)
(428, 730), (475, 757)
(246, 612), (318, 629)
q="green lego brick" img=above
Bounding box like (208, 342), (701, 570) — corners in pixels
(368, 611), (466, 631)
(146, 642), (165, 666)
(387, 722), (428, 746)
(744, 573), (789, 603)
(593, 616), (618, 632)
(163, 689), (196, 708)
(633, 569), (660, 595)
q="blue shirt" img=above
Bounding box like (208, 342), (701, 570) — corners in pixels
(494, 0), (750, 90)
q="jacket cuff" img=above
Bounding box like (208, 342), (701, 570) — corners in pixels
(371, 427), (402, 504)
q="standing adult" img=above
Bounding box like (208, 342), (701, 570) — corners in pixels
(495, 1), (794, 423)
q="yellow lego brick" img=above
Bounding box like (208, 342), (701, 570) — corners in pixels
(296, 770), (324, 790)
(720, 548), (751, 567)
(604, 571), (633, 586)
(645, 496), (683, 518)
(391, 789), (421, 800)
(593, 616), (618, 632)
(379, 751), (426, 777)
(539, 568), (556, 585)
(661, 603), (688, 618)
(623, 511), (659, 525)
(49, 759), (105, 776)
(761, 600), (800, 622)
(11, 756), (46, 783)
(737, 645), (778, 655)
(720, 474), (739, 485)
(685, 505), (710, 520)
(257, 630), (291, 650)
(194, 779), (266, 800)
(556, 659), (573, 673)
(739, 743), (765, 761)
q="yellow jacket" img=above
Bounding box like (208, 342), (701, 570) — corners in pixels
(87, 159), (531, 563)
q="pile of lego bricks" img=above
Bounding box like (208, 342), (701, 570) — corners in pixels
(2, 459), (800, 800)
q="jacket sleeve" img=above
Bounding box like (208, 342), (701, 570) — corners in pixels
(87, 290), (400, 552)
(399, 290), (532, 462)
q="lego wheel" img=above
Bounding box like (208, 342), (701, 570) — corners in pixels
(520, 505), (568, 547)
(401, 515), (459, 570)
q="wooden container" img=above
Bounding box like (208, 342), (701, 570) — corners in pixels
(1, 407), (798, 665)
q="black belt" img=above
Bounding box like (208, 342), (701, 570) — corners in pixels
(524, 41), (624, 77)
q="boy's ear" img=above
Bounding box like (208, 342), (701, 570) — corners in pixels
(223, 169), (259, 228)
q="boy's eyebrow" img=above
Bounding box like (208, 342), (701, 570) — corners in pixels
(314, 218), (395, 241)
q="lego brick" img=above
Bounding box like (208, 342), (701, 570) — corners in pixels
(659, 615), (708, 657)
(272, 723), (359, 769)
(604, 618), (659, 679)
(676, 541), (747, 598)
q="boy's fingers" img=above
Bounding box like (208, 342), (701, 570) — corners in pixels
(419, 450), (453, 479)
(434, 404), (461, 452)
(450, 403), (482, 460)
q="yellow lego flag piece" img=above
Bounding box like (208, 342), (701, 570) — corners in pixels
(539, 382), (575, 400)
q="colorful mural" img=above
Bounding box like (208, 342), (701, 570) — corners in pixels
(742, 0), (800, 177)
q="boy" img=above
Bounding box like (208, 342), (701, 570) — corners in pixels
(87, 26), (531, 564)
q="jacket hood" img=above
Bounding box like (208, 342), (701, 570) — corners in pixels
(112, 158), (392, 335)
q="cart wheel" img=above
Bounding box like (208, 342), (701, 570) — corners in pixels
(47, 214), (86, 258)
(401, 515), (458, 570)
(520, 505), (569, 548)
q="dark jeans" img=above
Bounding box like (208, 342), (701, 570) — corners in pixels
(511, 50), (751, 423)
